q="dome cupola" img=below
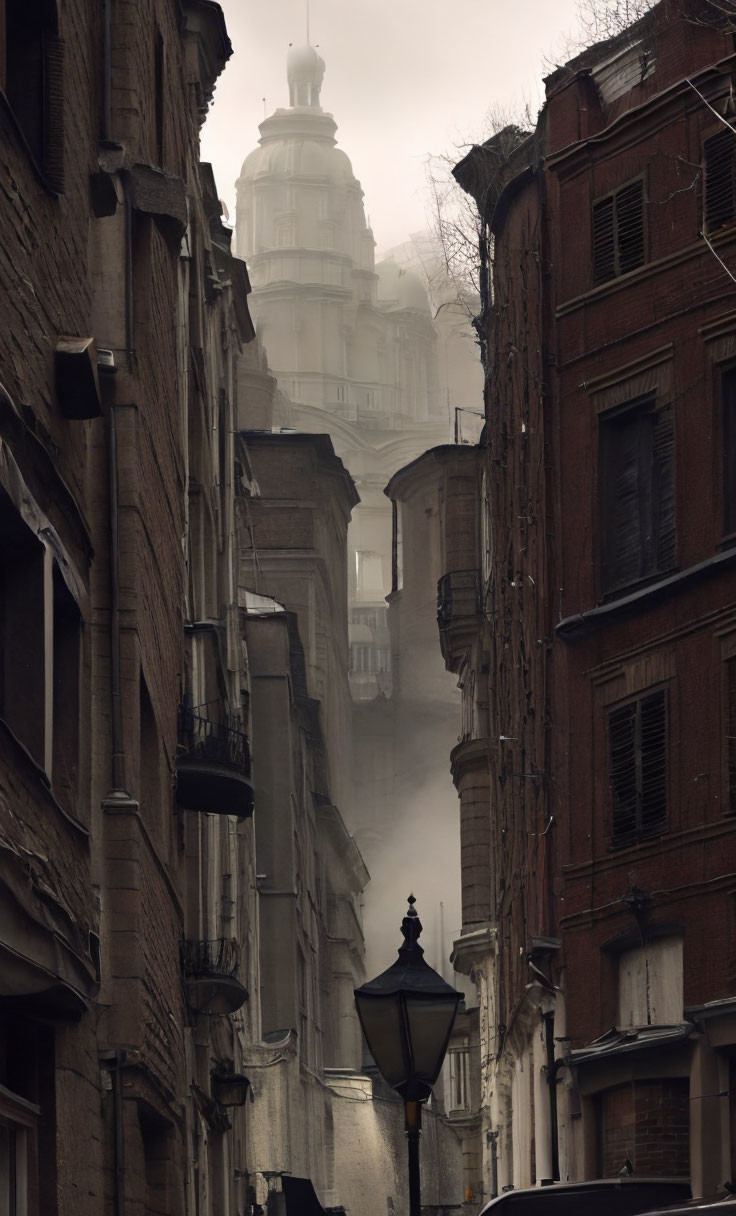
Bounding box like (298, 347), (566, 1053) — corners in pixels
(287, 43), (325, 108)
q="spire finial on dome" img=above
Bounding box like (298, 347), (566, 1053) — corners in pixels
(287, 42), (325, 109)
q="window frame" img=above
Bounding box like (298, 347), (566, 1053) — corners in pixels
(703, 126), (736, 234)
(719, 362), (736, 542)
(592, 174), (647, 286)
(0, 0), (64, 194)
(607, 685), (669, 847)
(598, 393), (677, 599)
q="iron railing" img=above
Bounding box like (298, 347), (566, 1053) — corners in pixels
(181, 937), (240, 979)
(178, 702), (251, 778)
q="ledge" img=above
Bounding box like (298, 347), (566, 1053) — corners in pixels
(556, 546), (736, 641)
(451, 924), (497, 975)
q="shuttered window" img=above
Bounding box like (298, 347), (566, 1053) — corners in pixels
(2, 0), (64, 193)
(726, 657), (736, 814)
(599, 396), (677, 596)
(609, 689), (668, 843)
(723, 366), (736, 536)
(593, 179), (645, 285)
(704, 129), (736, 232)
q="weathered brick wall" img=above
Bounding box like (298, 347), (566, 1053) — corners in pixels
(600, 1080), (690, 1177)
(483, 165), (556, 1027)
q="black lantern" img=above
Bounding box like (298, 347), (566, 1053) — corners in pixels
(211, 1064), (251, 1107)
(354, 896), (461, 1216)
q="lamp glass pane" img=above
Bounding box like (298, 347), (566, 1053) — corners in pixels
(356, 994), (408, 1087)
(405, 996), (459, 1084)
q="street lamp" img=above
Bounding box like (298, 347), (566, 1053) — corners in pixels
(354, 895), (462, 1216)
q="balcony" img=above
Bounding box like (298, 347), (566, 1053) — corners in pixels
(437, 569), (481, 668)
(176, 703), (254, 818)
(182, 938), (248, 1015)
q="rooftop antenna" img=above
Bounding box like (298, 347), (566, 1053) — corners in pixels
(262, 97), (267, 118)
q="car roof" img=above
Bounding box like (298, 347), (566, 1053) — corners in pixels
(479, 1180), (692, 1216)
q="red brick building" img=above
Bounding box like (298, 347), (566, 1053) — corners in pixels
(452, 0), (736, 1198)
(0, 1), (259, 1213)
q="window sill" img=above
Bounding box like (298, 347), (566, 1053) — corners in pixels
(0, 716), (88, 838)
(608, 825), (667, 852)
(557, 546), (736, 640)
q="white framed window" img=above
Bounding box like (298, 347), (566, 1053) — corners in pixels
(0, 1085), (39, 1216)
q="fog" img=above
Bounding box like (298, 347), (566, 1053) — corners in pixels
(202, 0), (584, 251)
(204, 0), (589, 981)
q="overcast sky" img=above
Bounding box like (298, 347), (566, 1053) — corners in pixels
(201, 0), (585, 254)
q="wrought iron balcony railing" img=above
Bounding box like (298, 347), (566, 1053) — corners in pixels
(181, 938), (248, 1016)
(176, 702), (254, 818)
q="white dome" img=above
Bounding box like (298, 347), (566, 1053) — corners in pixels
(239, 137), (356, 185)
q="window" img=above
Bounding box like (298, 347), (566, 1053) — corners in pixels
(593, 179), (645, 285)
(275, 219), (295, 247)
(608, 688), (667, 843)
(0, 1010), (56, 1216)
(617, 938), (683, 1027)
(446, 1042), (471, 1112)
(153, 32), (164, 167)
(349, 643), (389, 674)
(1, 0), (64, 192)
(722, 366), (736, 536)
(704, 128), (736, 232)
(392, 502), (403, 592)
(725, 656), (736, 815)
(355, 550), (385, 600)
(599, 396), (676, 595)
(0, 485), (81, 800)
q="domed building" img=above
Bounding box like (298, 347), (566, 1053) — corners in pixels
(235, 45), (451, 700)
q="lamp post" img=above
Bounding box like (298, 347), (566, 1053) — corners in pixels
(354, 895), (462, 1216)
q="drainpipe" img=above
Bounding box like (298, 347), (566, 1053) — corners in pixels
(106, 391), (126, 794)
(102, 0), (112, 143)
(489, 1130), (499, 1200)
(544, 1012), (560, 1181)
(113, 1049), (126, 1216)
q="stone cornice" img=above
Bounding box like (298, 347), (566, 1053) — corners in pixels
(451, 924), (497, 975)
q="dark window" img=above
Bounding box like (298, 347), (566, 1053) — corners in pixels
(52, 565), (81, 808)
(0, 487), (81, 796)
(599, 396), (676, 596)
(0, 1009), (57, 1216)
(704, 129), (736, 232)
(154, 32), (164, 167)
(593, 179), (645, 285)
(609, 689), (667, 843)
(2, 0), (64, 192)
(726, 657), (736, 815)
(0, 487), (46, 762)
(723, 366), (736, 536)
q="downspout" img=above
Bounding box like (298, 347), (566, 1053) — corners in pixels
(106, 393), (126, 794)
(102, 0), (112, 143)
(544, 1012), (560, 1181)
(537, 126), (562, 1189)
(111, 1049), (126, 1216)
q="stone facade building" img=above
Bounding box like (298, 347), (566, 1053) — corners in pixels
(234, 43), (451, 703)
(446, 0), (736, 1201)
